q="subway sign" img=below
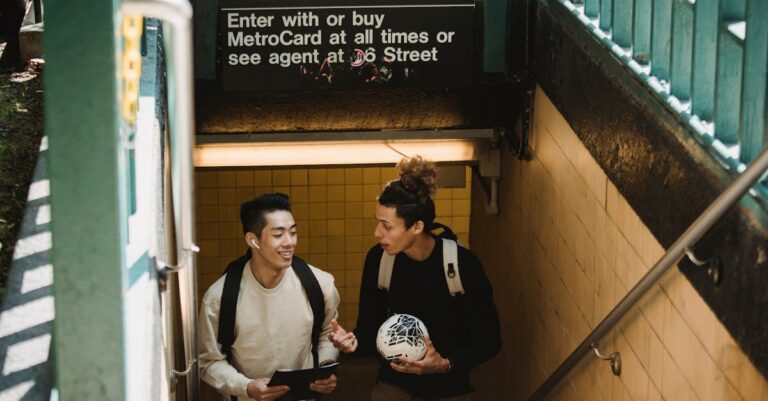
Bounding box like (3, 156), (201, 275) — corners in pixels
(219, 0), (474, 90)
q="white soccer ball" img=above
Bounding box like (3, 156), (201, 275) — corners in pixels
(376, 314), (430, 361)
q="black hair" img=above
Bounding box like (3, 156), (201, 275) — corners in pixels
(240, 193), (292, 236)
(378, 157), (438, 228)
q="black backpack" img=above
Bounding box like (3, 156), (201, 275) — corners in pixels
(217, 251), (325, 400)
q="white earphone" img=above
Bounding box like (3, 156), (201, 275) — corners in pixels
(251, 239), (261, 250)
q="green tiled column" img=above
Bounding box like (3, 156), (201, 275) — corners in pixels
(45, 0), (127, 400)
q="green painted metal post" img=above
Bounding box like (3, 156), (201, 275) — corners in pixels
(715, 0), (746, 145)
(483, 0), (510, 73)
(670, 0), (694, 101)
(714, 24), (744, 145)
(585, 0), (599, 18)
(599, 0), (612, 31)
(720, 0), (745, 21)
(651, 0), (672, 81)
(612, 0), (632, 47)
(739, 0), (768, 163)
(632, 0), (651, 63)
(691, 0), (718, 120)
(46, 0), (127, 400)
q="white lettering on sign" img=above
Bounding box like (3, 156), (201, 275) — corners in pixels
(221, 2), (472, 81)
(281, 11), (320, 27)
(228, 30), (323, 47)
(380, 29), (429, 44)
(228, 52), (262, 65)
(268, 49), (321, 67)
(383, 46), (438, 62)
(227, 13), (274, 28)
(351, 11), (385, 29)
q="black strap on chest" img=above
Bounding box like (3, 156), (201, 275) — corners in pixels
(218, 251), (325, 400)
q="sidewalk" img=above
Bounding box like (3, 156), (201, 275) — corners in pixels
(0, 139), (53, 401)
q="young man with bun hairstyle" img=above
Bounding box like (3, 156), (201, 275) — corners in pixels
(199, 193), (341, 401)
(329, 157), (501, 401)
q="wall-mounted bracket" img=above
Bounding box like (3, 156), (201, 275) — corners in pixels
(505, 84), (535, 160)
(685, 248), (724, 286)
(473, 130), (501, 214)
(169, 359), (197, 389)
(591, 343), (621, 376)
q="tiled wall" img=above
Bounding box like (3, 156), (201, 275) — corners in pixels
(470, 87), (768, 400)
(194, 166), (471, 331)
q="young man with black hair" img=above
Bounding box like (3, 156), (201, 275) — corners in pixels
(199, 193), (340, 401)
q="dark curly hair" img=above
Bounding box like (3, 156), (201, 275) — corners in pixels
(378, 156), (438, 228)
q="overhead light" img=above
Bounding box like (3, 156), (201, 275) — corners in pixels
(194, 138), (488, 167)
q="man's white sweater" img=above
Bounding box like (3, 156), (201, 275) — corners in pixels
(198, 262), (340, 400)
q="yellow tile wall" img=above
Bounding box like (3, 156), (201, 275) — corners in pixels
(195, 166), (471, 331)
(470, 87), (768, 400)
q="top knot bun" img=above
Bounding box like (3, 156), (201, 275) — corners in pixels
(397, 156), (438, 201)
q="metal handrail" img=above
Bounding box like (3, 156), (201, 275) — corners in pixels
(529, 145), (768, 401)
(119, 1), (197, 400)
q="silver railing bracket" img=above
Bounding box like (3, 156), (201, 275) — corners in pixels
(707, 257), (723, 286)
(684, 247), (708, 266)
(685, 248), (724, 286)
(156, 244), (200, 275)
(590, 343), (621, 376)
(169, 359), (197, 387)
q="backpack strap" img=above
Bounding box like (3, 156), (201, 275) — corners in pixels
(377, 238), (465, 296)
(218, 252), (251, 363)
(377, 250), (396, 291)
(431, 222), (458, 241)
(291, 255), (325, 368)
(442, 238), (465, 296)
(218, 252), (251, 401)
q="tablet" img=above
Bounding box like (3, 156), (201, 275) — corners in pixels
(267, 362), (340, 401)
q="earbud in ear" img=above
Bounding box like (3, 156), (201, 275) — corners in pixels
(251, 239), (261, 250)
